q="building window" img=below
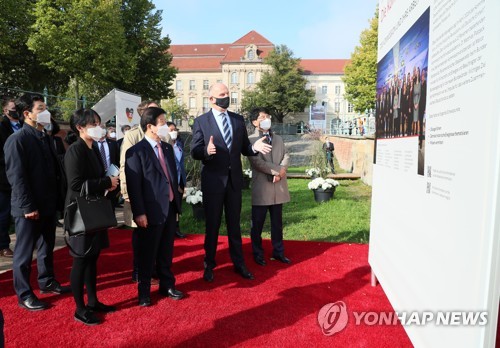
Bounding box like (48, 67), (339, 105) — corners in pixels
(176, 80), (182, 91)
(248, 50), (255, 60)
(310, 85), (316, 92)
(335, 85), (341, 95)
(189, 80), (195, 90)
(231, 92), (238, 105)
(203, 97), (209, 111)
(321, 86), (328, 94)
(189, 97), (196, 109)
(247, 72), (254, 85)
(176, 98), (182, 106)
(203, 80), (209, 90)
(334, 102), (340, 113)
(348, 103), (354, 113)
(217, 79), (222, 84)
(231, 72), (238, 84)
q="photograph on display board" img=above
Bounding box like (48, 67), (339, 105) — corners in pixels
(375, 8), (429, 175)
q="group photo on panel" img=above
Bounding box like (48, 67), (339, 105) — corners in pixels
(0, 82), (299, 326)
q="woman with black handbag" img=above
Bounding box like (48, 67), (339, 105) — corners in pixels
(64, 109), (119, 325)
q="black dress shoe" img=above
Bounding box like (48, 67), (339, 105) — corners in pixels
(160, 288), (184, 300)
(175, 229), (186, 238)
(19, 296), (49, 311)
(87, 302), (117, 313)
(234, 265), (254, 280)
(40, 280), (72, 294)
(272, 254), (291, 264)
(203, 268), (214, 282)
(138, 297), (151, 307)
(74, 310), (101, 326)
(254, 255), (267, 266)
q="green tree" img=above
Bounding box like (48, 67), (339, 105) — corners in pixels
(119, 0), (176, 101)
(28, 0), (133, 105)
(343, 9), (378, 113)
(160, 98), (189, 122)
(241, 45), (314, 123)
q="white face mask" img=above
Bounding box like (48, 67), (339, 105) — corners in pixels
(109, 132), (116, 139)
(100, 127), (107, 138)
(36, 110), (51, 126)
(260, 118), (271, 131)
(87, 127), (103, 141)
(157, 124), (170, 139)
(169, 131), (178, 140)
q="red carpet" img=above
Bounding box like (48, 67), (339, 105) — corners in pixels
(0, 229), (412, 347)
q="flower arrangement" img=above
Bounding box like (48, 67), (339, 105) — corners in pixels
(307, 177), (339, 191)
(305, 167), (321, 177)
(185, 187), (203, 205)
(243, 168), (252, 179)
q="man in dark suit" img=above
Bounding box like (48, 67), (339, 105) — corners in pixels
(125, 107), (184, 307)
(4, 93), (70, 311)
(190, 83), (272, 282)
(0, 97), (22, 258)
(94, 129), (120, 208)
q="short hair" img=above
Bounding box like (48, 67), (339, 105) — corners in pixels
(249, 107), (270, 123)
(69, 109), (101, 134)
(140, 107), (166, 132)
(1, 97), (15, 110)
(166, 121), (176, 128)
(16, 93), (44, 113)
(137, 100), (157, 116)
(121, 124), (131, 133)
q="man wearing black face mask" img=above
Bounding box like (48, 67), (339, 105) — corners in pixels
(0, 97), (23, 258)
(191, 83), (272, 283)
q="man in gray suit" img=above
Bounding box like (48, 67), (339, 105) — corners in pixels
(248, 107), (291, 266)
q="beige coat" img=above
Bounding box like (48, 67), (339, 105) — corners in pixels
(248, 129), (290, 206)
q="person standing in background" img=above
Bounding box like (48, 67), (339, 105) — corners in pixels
(323, 137), (335, 173)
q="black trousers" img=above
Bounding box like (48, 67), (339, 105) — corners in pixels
(137, 204), (176, 298)
(13, 215), (56, 300)
(251, 204), (284, 257)
(203, 184), (244, 270)
(70, 252), (99, 311)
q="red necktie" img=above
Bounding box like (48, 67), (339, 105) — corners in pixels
(156, 142), (174, 202)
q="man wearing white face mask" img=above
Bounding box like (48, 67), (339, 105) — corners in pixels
(248, 107), (291, 266)
(4, 94), (70, 311)
(166, 122), (186, 238)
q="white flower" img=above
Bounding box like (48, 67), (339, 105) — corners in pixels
(185, 187), (203, 205)
(308, 177), (339, 191)
(243, 169), (252, 178)
(305, 167), (320, 176)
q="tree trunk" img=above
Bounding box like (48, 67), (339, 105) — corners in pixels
(74, 77), (79, 109)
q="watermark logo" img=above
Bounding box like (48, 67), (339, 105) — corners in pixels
(317, 301), (349, 336)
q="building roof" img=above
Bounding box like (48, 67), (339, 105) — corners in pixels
(169, 31), (350, 74)
(300, 59), (350, 75)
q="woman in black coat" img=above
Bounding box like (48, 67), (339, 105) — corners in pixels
(64, 109), (119, 325)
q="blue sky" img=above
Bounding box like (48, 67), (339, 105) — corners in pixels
(152, 0), (378, 59)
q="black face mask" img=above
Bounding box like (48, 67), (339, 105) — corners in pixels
(8, 110), (20, 120)
(214, 96), (230, 109)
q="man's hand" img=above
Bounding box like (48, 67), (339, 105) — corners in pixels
(254, 136), (272, 154)
(273, 175), (281, 183)
(25, 210), (39, 220)
(207, 135), (216, 155)
(279, 167), (287, 178)
(135, 214), (148, 228)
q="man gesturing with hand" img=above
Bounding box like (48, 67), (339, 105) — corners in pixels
(191, 83), (271, 282)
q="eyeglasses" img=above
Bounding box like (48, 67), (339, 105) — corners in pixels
(258, 115), (271, 120)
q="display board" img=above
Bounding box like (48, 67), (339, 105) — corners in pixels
(369, 0), (500, 346)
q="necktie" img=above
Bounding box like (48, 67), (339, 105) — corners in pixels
(12, 123), (20, 131)
(264, 133), (272, 145)
(99, 141), (108, 170)
(157, 142), (174, 202)
(222, 113), (232, 149)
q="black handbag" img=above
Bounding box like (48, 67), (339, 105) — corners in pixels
(64, 181), (117, 236)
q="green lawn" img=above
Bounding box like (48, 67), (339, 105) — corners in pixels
(179, 178), (372, 244)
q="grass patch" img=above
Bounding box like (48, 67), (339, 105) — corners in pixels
(179, 178), (372, 244)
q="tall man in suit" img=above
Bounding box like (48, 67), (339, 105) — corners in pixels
(125, 107), (184, 307)
(4, 94), (70, 311)
(248, 108), (291, 266)
(95, 128), (120, 208)
(0, 97), (22, 258)
(191, 83), (272, 282)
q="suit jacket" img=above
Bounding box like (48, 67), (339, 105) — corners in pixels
(4, 124), (65, 216)
(125, 138), (182, 225)
(0, 115), (21, 191)
(191, 110), (256, 193)
(93, 138), (120, 202)
(172, 138), (186, 188)
(248, 129), (290, 206)
(119, 125), (144, 200)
